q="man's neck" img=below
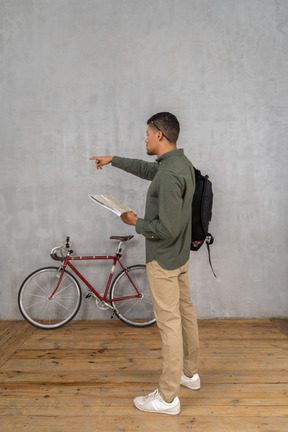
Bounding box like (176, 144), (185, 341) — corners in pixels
(157, 144), (177, 158)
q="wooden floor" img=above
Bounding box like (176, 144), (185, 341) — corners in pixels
(0, 319), (288, 432)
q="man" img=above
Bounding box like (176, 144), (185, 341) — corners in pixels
(90, 112), (200, 415)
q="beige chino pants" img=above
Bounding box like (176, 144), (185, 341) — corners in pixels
(146, 260), (199, 403)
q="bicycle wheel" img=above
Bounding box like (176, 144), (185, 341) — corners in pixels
(18, 266), (82, 329)
(110, 264), (155, 327)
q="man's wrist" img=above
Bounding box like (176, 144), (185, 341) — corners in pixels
(111, 155), (121, 167)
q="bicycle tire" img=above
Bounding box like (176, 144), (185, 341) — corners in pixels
(18, 266), (82, 329)
(110, 264), (156, 327)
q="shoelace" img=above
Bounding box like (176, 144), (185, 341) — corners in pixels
(145, 389), (161, 401)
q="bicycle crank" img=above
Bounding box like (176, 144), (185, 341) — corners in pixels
(95, 294), (112, 311)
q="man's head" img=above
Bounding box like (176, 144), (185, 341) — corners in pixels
(147, 112), (180, 144)
(145, 112), (180, 156)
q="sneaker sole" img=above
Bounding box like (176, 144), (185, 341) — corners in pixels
(133, 400), (180, 415)
(180, 381), (201, 390)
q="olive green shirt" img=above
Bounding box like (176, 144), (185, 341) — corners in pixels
(112, 149), (195, 270)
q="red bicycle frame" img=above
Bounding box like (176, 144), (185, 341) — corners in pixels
(50, 252), (142, 304)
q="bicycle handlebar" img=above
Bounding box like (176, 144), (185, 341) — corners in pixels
(50, 236), (73, 261)
(50, 246), (66, 261)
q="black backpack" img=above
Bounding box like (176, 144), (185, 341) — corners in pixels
(190, 167), (216, 277)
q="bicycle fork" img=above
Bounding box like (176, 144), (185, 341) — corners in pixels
(49, 251), (74, 300)
(48, 264), (67, 300)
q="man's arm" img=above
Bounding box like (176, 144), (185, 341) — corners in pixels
(111, 156), (158, 181)
(89, 154), (158, 228)
(90, 155), (158, 180)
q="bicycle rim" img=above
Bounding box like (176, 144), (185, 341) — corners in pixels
(18, 267), (82, 329)
(110, 265), (155, 327)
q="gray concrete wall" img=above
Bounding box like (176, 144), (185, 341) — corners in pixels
(1, 0), (288, 320)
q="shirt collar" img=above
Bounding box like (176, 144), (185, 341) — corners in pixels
(156, 148), (184, 164)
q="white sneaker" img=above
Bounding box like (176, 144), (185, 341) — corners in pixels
(180, 372), (201, 390)
(133, 389), (180, 415)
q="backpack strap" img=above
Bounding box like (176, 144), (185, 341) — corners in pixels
(206, 234), (216, 277)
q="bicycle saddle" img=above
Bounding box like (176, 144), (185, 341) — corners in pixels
(110, 235), (134, 242)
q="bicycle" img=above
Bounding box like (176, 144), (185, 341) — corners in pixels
(18, 235), (156, 329)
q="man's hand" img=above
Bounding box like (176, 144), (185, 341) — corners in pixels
(89, 156), (113, 169)
(120, 211), (138, 226)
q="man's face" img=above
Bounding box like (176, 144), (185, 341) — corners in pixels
(145, 125), (158, 156)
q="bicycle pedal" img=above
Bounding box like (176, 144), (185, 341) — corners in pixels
(111, 310), (117, 319)
(85, 292), (95, 299)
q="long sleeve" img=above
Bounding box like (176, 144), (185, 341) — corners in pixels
(112, 156), (158, 181)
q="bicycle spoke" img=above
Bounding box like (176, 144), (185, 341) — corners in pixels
(119, 298), (141, 315)
(54, 281), (75, 296)
(52, 295), (79, 302)
(33, 296), (53, 323)
(50, 299), (74, 312)
(24, 293), (48, 299)
(32, 279), (48, 295)
(25, 298), (47, 309)
(53, 292), (77, 298)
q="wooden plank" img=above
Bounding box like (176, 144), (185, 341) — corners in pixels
(1, 355), (287, 373)
(0, 396), (288, 417)
(20, 337), (288, 350)
(1, 369), (287, 385)
(1, 390), (287, 409)
(0, 321), (37, 368)
(0, 321), (24, 348)
(271, 318), (288, 336)
(0, 415), (287, 432)
(9, 346), (288, 359)
(17, 318), (280, 333)
(19, 337), (287, 352)
(1, 382), (288, 399)
(0, 321), (10, 332)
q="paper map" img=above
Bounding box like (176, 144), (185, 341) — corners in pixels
(89, 194), (136, 217)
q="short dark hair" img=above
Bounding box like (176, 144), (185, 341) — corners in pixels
(147, 112), (180, 143)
